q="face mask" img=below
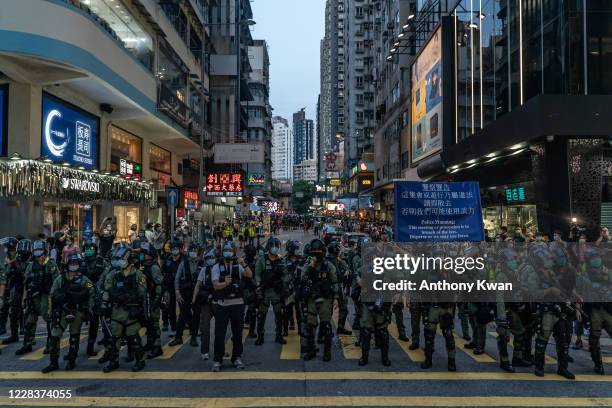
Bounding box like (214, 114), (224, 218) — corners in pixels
(535, 236), (542, 241)
(189, 251), (198, 259)
(33, 250), (44, 258)
(111, 259), (123, 268)
(139, 253), (145, 261)
(270, 247), (279, 255)
(172, 250), (180, 256)
(68, 264), (80, 272)
(506, 260), (518, 271)
(258, 249), (265, 257)
(84, 249), (95, 257)
(590, 258), (602, 268)
(553, 234), (561, 241)
(223, 251), (233, 259)
(206, 258), (216, 266)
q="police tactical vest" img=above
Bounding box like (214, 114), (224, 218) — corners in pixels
(179, 259), (198, 292)
(263, 258), (283, 291)
(109, 271), (139, 305)
(26, 260), (54, 294)
(163, 256), (181, 286)
(85, 257), (105, 283)
(60, 274), (90, 308)
(215, 263), (243, 300)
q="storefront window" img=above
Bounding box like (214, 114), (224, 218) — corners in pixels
(85, 0), (154, 70)
(150, 143), (172, 174)
(158, 48), (187, 102)
(43, 203), (97, 244)
(114, 206), (140, 242)
(110, 126), (142, 164)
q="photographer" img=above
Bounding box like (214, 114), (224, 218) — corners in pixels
(192, 248), (217, 360)
(210, 242), (252, 372)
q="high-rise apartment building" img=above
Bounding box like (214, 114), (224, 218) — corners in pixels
(272, 116), (293, 181)
(293, 108), (315, 166)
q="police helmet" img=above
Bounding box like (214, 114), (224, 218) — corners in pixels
(67, 253), (82, 264)
(140, 241), (157, 258)
(1, 237), (18, 252)
(189, 242), (200, 251)
(327, 242), (341, 256)
(303, 243), (312, 257)
(223, 242), (235, 252)
(32, 239), (47, 257)
(111, 243), (130, 259)
(16, 239), (32, 254)
(309, 239), (326, 258)
(204, 249), (216, 259)
(285, 240), (300, 255)
(266, 237), (281, 251)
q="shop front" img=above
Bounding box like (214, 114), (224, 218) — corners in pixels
(0, 159), (155, 240)
(481, 181), (538, 237)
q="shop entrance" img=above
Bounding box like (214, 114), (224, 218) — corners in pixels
(43, 203), (97, 243)
(114, 206), (141, 242)
(483, 205), (538, 236)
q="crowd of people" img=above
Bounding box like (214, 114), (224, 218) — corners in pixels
(0, 217), (609, 379)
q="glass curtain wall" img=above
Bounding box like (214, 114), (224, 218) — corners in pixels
(453, 0), (586, 141)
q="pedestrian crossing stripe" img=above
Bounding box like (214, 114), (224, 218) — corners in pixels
(1, 396), (611, 407)
(223, 329), (249, 360)
(280, 330), (301, 360)
(434, 328), (496, 363)
(20, 334), (87, 361)
(388, 321), (425, 362)
(332, 308), (361, 359)
(158, 336), (191, 360)
(488, 331), (557, 365)
(0, 370), (610, 382)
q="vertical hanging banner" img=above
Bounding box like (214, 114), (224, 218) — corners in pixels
(394, 181), (484, 242)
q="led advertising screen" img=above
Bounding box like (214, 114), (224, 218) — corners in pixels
(0, 85), (6, 157)
(247, 172), (265, 186)
(41, 93), (99, 169)
(411, 28), (442, 164)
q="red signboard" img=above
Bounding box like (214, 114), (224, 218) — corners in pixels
(182, 189), (199, 210)
(205, 172), (244, 197)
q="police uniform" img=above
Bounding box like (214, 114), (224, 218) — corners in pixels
(255, 255), (288, 344)
(161, 254), (180, 332)
(16, 257), (58, 355)
(0, 250), (28, 344)
(282, 252), (302, 336)
(83, 254), (107, 355)
(143, 257), (164, 358)
(173, 256), (201, 344)
(44, 271), (94, 372)
(356, 266), (392, 366)
(299, 257), (337, 361)
(327, 254), (351, 334)
(103, 266), (147, 372)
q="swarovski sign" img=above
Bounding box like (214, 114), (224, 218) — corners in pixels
(61, 177), (100, 193)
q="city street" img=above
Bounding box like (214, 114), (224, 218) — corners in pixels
(0, 230), (609, 407)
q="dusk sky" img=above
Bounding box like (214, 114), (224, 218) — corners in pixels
(250, 0), (326, 124)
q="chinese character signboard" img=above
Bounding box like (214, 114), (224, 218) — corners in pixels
(181, 189), (199, 210)
(504, 186), (526, 203)
(247, 172), (265, 186)
(205, 172), (243, 197)
(119, 159), (142, 180)
(394, 181), (484, 242)
(41, 94), (99, 169)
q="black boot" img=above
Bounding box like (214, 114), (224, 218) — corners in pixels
(534, 338), (546, 377)
(303, 326), (317, 361)
(169, 337), (183, 347)
(255, 332), (265, 346)
(103, 360), (120, 373)
(421, 351), (432, 369)
(323, 337), (332, 362)
(275, 334), (287, 344)
(189, 337), (198, 347)
(15, 344), (32, 355)
(146, 346), (163, 359)
(376, 329), (391, 366)
(500, 360), (515, 373)
(42, 355), (59, 374)
(358, 329), (370, 366)
(556, 333), (574, 380)
(420, 329), (435, 369)
(65, 335), (79, 370)
(397, 328), (409, 342)
(409, 342), (420, 350)
(447, 357), (456, 372)
(86, 341), (97, 357)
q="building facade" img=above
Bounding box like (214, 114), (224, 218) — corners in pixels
(243, 39), (272, 197)
(0, 0), (229, 238)
(293, 159), (318, 183)
(292, 108), (315, 166)
(271, 116), (293, 181)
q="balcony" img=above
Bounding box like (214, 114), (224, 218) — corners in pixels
(158, 83), (189, 128)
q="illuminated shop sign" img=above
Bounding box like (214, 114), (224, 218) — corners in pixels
(205, 172), (244, 197)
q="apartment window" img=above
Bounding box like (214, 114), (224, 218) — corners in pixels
(158, 46), (186, 101)
(86, 0), (154, 70)
(356, 94), (364, 105)
(356, 76), (364, 88)
(392, 82), (400, 104)
(355, 6), (364, 18)
(110, 126), (142, 164)
(356, 111), (364, 123)
(150, 143), (172, 174)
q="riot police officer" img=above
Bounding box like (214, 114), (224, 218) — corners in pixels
(101, 245), (147, 373)
(16, 240), (58, 356)
(300, 239), (337, 362)
(43, 253), (94, 373)
(170, 242), (201, 347)
(161, 242), (180, 333)
(283, 240), (302, 336)
(255, 237), (288, 345)
(0, 237), (17, 336)
(326, 242), (352, 335)
(141, 242), (164, 359)
(243, 244), (258, 338)
(1, 238), (29, 345)
(82, 239), (107, 356)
